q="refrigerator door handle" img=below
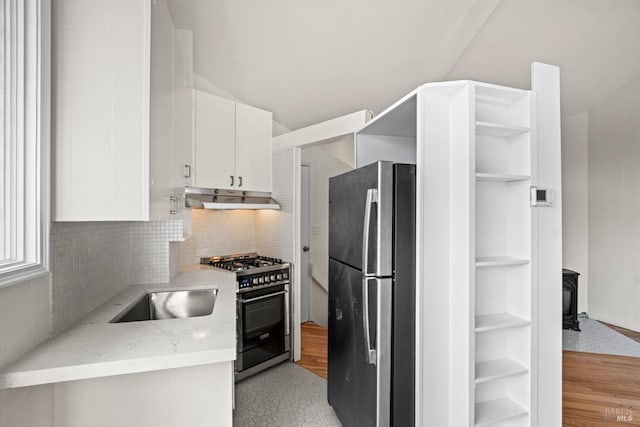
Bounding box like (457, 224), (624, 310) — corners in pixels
(362, 188), (378, 277)
(362, 276), (377, 365)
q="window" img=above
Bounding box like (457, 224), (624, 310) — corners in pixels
(0, 0), (49, 287)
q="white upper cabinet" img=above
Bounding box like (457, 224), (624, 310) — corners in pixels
(53, 0), (151, 221)
(54, 0), (195, 222)
(193, 91), (236, 189)
(235, 102), (273, 192)
(172, 30), (194, 191)
(193, 90), (273, 192)
(149, 0), (174, 221)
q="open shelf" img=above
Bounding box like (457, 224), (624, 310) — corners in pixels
(473, 80), (534, 426)
(475, 358), (528, 384)
(475, 256), (529, 267)
(475, 397), (528, 427)
(476, 121), (529, 138)
(475, 313), (530, 332)
(476, 173), (530, 182)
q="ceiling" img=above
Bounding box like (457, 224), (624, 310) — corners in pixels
(167, 0), (640, 131)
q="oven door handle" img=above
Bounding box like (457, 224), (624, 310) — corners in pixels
(240, 290), (287, 304)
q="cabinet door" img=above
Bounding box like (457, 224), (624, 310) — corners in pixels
(194, 91), (236, 189)
(53, 0), (150, 221)
(235, 103), (272, 192)
(172, 30), (194, 191)
(149, 0), (175, 220)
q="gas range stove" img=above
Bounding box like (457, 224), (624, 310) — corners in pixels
(200, 252), (290, 291)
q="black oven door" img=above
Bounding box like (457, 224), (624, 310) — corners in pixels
(238, 284), (288, 371)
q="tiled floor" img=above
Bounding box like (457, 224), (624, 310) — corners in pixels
(563, 317), (640, 357)
(233, 362), (341, 427)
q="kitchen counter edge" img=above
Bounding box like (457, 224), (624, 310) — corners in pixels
(0, 266), (237, 389)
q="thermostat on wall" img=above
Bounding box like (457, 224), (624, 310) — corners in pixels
(530, 187), (553, 206)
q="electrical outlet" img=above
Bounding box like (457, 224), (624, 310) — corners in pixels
(312, 225), (320, 235)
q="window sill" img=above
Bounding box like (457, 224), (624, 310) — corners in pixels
(0, 265), (50, 289)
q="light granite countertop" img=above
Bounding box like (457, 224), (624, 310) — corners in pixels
(0, 266), (237, 389)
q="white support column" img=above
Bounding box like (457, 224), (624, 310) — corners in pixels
(531, 62), (562, 427)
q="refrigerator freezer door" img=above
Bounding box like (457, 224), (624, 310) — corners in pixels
(329, 161), (393, 276)
(328, 258), (391, 427)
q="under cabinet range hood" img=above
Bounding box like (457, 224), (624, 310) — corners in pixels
(184, 187), (280, 210)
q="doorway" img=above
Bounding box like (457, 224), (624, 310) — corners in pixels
(295, 137), (355, 378)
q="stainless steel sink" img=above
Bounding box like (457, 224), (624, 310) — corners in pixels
(110, 287), (218, 323)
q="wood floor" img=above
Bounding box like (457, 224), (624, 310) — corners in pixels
(563, 350), (640, 426)
(297, 322), (640, 425)
(296, 322), (328, 379)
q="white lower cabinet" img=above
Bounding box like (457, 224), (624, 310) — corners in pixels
(193, 90), (273, 192)
(54, 362), (233, 427)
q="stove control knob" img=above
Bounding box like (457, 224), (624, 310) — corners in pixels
(276, 274), (282, 280)
(264, 275), (270, 283)
(252, 278), (259, 285)
(258, 277), (264, 284)
(270, 274), (276, 281)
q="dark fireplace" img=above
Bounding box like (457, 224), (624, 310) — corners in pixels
(563, 269), (580, 331)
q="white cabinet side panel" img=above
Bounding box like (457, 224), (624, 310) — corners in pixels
(448, 85), (474, 426)
(235, 102), (273, 192)
(417, 89), (454, 427)
(531, 62), (562, 427)
(193, 91), (235, 189)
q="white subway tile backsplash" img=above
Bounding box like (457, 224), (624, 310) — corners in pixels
(180, 209), (256, 264)
(256, 148), (294, 262)
(50, 220), (184, 334)
(169, 242), (181, 281)
(51, 222), (132, 334)
(130, 220), (184, 284)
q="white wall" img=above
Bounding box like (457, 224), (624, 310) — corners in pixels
(301, 137), (354, 326)
(562, 112), (589, 313)
(0, 270), (52, 427)
(588, 74), (640, 332)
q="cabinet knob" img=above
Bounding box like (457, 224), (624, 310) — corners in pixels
(230, 175), (234, 186)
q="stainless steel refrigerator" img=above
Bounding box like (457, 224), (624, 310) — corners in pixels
(328, 161), (416, 427)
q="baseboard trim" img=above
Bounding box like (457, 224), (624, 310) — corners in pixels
(588, 311), (640, 333)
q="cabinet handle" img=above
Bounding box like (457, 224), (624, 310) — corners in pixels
(238, 176), (243, 187)
(230, 175), (234, 186)
(169, 196), (177, 215)
(184, 164), (191, 178)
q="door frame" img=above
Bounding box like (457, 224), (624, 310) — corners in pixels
(275, 110), (371, 361)
(300, 162), (311, 323)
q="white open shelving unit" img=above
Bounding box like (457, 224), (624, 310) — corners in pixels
(353, 63), (561, 427)
(473, 84), (533, 427)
